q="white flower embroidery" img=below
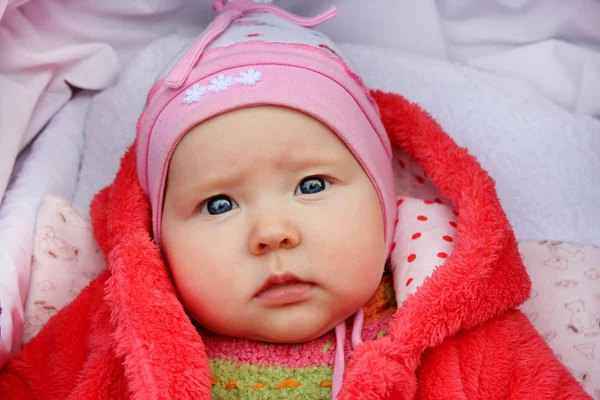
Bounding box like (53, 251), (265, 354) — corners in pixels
(182, 84), (208, 104)
(181, 68), (263, 104)
(209, 74), (234, 92)
(238, 68), (262, 86)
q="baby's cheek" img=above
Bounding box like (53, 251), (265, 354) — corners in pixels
(322, 239), (384, 303)
(319, 218), (385, 302)
(345, 253), (384, 299)
(176, 269), (244, 335)
(162, 217), (251, 334)
(169, 254), (238, 323)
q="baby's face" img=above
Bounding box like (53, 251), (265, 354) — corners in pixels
(161, 106), (385, 343)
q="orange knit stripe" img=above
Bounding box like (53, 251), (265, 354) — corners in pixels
(213, 377), (336, 391)
(225, 380), (238, 390)
(275, 380), (302, 389)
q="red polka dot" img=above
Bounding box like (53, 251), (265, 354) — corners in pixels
(437, 252), (448, 259)
(443, 236), (454, 242)
(417, 216), (428, 221)
(424, 200), (434, 205)
(453, 210), (459, 216)
(449, 221), (457, 228)
(405, 278), (414, 287)
(391, 242), (397, 252)
(397, 199), (404, 206)
(394, 218), (399, 227)
(415, 175), (425, 184)
(399, 160), (406, 169)
(407, 254), (417, 263)
(434, 198), (442, 204)
(412, 232), (421, 240)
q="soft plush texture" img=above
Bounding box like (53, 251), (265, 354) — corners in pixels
(0, 91), (589, 399)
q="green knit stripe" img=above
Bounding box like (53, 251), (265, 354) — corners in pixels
(210, 359), (333, 399)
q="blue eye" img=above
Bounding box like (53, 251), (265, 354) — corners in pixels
(295, 177), (329, 195)
(201, 195), (238, 215)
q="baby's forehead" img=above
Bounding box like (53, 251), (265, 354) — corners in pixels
(165, 108), (365, 195)
(173, 106), (354, 165)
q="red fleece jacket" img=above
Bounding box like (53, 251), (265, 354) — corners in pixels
(0, 91), (590, 399)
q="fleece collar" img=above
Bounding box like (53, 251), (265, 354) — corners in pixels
(90, 90), (530, 400)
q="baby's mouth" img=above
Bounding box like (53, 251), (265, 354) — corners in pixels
(254, 273), (315, 305)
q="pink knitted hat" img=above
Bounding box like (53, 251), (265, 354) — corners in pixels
(136, 0), (395, 256)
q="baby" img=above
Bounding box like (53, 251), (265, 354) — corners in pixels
(0, 1), (589, 399)
(137, 2), (396, 395)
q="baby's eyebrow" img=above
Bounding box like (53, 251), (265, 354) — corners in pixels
(171, 170), (247, 207)
(171, 153), (342, 206)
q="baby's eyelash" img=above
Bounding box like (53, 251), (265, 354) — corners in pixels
(307, 174), (337, 183)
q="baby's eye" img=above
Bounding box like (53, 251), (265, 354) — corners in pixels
(295, 176), (330, 195)
(200, 195), (238, 215)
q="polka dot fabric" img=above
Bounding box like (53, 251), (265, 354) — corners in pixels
(391, 150), (440, 201)
(389, 196), (457, 307)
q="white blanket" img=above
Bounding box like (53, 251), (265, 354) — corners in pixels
(72, 33), (600, 246)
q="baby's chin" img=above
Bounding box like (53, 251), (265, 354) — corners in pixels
(236, 305), (358, 344)
(248, 321), (338, 344)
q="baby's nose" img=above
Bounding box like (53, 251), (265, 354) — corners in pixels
(249, 219), (300, 255)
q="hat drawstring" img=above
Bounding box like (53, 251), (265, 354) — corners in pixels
(165, 0), (337, 89)
(332, 308), (364, 399)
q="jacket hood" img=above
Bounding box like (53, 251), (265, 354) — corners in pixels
(90, 90), (530, 399)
